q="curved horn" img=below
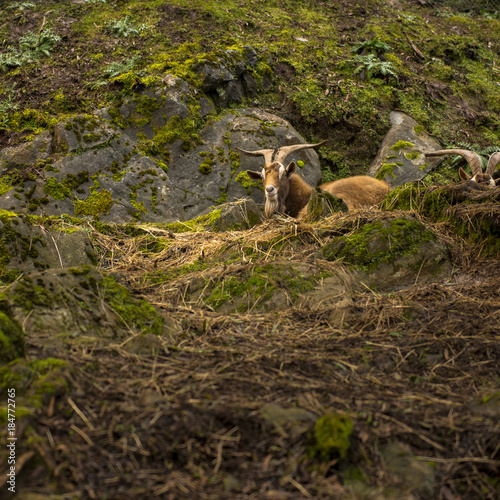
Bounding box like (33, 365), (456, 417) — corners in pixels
(274, 141), (327, 165)
(234, 147), (275, 166)
(425, 149), (482, 176)
(485, 152), (500, 176)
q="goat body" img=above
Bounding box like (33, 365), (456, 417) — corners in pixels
(239, 142), (390, 218)
(320, 176), (391, 211)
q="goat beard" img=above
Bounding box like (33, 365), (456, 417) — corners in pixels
(264, 194), (287, 218)
(264, 197), (280, 218)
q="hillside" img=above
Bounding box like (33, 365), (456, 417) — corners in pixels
(0, 1), (499, 499)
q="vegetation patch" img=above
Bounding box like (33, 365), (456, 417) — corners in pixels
(320, 218), (438, 271)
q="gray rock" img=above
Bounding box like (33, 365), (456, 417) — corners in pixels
(209, 199), (262, 231)
(4, 267), (166, 341)
(320, 215), (452, 291)
(0, 131), (52, 175)
(117, 76), (193, 141)
(368, 111), (444, 187)
(0, 214), (95, 279)
(54, 115), (119, 153)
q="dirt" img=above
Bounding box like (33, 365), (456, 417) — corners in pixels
(7, 215), (496, 500)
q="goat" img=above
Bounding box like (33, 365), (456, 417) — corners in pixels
(236, 142), (391, 218)
(425, 149), (500, 187)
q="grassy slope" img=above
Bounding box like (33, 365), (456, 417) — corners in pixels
(0, 0), (499, 180)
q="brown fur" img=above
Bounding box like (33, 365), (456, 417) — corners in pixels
(248, 163), (391, 218)
(320, 176), (391, 211)
(458, 167), (495, 187)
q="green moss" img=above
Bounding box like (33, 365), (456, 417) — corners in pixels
(199, 154), (214, 175)
(235, 170), (262, 195)
(390, 140), (415, 151)
(203, 264), (331, 312)
(375, 163), (397, 181)
(100, 276), (163, 335)
(74, 189), (113, 219)
(172, 213), (220, 233)
(43, 177), (71, 200)
(309, 413), (353, 460)
(321, 218), (437, 271)
(0, 358), (68, 420)
(405, 151), (421, 160)
(0, 311), (25, 364)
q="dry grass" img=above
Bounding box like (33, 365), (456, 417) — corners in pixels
(15, 207), (499, 499)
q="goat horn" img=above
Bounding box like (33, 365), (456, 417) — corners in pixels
(274, 141), (327, 165)
(234, 147), (276, 166)
(425, 149), (482, 176)
(485, 152), (500, 176)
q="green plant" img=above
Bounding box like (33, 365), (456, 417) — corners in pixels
(19, 29), (61, 57)
(106, 17), (148, 38)
(353, 54), (398, 81)
(102, 56), (140, 79)
(6, 2), (35, 12)
(351, 38), (392, 56)
(0, 28), (61, 72)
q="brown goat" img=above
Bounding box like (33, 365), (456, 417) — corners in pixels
(236, 142), (391, 218)
(425, 149), (500, 187)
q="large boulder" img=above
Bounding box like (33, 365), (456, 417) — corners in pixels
(0, 131), (52, 175)
(368, 111), (444, 187)
(0, 107), (323, 223)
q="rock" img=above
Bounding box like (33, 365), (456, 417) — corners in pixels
(0, 213), (95, 281)
(382, 441), (435, 498)
(368, 111), (444, 187)
(115, 76), (193, 142)
(4, 266), (168, 341)
(0, 131), (52, 175)
(320, 215), (452, 291)
(184, 260), (355, 314)
(208, 198), (262, 231)
(0, 136), (182, 224)
(54, 115), (118, 153)
(260, 403), (316, 438)
(0, 311), (25, 363)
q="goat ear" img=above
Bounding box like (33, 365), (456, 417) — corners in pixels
(285, 162), (297, 177)
(246, 170), (263, 180)
(458, 167), (471, 181)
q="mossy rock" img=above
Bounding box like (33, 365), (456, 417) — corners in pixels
(183, 260), (351, 314)
(320, 216), (452, 291)
(0, 214), (95, 284)
(382, 181), (500, 257)
(5, 266), (169, 343)
(0, 311), (25, 365)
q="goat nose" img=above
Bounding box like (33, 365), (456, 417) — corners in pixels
(266, 185), (275, 193)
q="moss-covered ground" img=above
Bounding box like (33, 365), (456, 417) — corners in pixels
(0, 0), (499, 181)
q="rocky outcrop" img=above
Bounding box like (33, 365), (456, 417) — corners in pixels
(368, 111), (444, 187)
(0, 106), (323, 223)
(319, 215), (453, 291)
